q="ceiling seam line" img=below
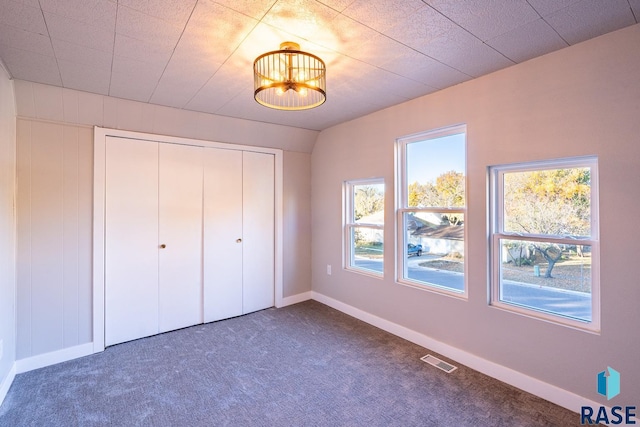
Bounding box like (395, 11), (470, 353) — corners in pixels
(147, 0), (201, 103)
(37, 0), (63, 87)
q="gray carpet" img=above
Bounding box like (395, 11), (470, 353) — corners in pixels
(0, 300), (579, 426)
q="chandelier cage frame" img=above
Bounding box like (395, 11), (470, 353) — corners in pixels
(253, 42), (326, 110)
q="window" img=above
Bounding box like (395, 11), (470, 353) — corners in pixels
(489, 157), (599, 331)
(344, 179), (385, 276)
(396, 125), (466, 296)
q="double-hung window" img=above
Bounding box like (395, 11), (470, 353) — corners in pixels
(489, 157), (599, 331)
(344, 179), (385, 276)
(396, 125), (466, 296)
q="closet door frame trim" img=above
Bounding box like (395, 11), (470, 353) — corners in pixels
(92, 127), (284, 353)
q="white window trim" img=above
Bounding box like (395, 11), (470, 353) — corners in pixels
(395, 124), (467, 298)
(344, 178), (385, 278)
(489, 156), (600, 332)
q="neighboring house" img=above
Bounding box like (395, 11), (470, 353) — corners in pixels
(407, 212), (464, 256)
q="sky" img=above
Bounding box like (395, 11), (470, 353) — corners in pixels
(406, 133), (465, 185)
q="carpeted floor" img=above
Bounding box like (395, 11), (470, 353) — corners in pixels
(0, 300), (580, 426)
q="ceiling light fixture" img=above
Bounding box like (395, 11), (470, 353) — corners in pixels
(253, 42), (326, 110)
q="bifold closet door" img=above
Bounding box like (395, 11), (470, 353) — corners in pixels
(105, 137), (159, 346)
(158, 143), (203, 333)
(105, 138), (204, 346)
(203, 149), (275, 322)
(203, 149), (244, 322)
(242, 151), (275, 314)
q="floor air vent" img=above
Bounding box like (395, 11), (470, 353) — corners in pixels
(421, 354), (457, 373)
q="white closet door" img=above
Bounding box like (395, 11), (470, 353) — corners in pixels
(105, 137), (159, 346)
(203, 148), (244, 322)
(242, 151), (275, 314)
(158, 143), (203, 333)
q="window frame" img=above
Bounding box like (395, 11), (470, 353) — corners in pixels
(344, 178), (385, 278)
(489, 156), (600, 332)
(395, 124), (467, 298)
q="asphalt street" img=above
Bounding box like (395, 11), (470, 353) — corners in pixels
(352, 256), (591, 321)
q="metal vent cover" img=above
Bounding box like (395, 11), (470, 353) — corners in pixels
(421, 354), (458, 373)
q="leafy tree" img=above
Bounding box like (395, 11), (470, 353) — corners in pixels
(504, 168), (591, 277)
(408, 170), (465, 225)
(354, 185), (384, 221)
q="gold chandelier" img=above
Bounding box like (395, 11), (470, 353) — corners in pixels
(253, 42), (326, 110)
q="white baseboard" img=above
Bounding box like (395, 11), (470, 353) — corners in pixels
(0, 363), (16, 406)
(311, 291), (603, 415)
(278, 291), (312, 308)
(15, 343), (94, 374)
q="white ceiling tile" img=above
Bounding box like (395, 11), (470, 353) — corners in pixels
(39, 0), (117, 31)
(427, 0), (540, 41)
(52, 39), (113, 70)
(149, 53), (222, 108)
(316, 0), (356, 13)
(262, 0), (339, 39)
(631, 0), (640, 17)
(487, 19), (569, 63)
(384, 5), (456, 49)
(111, 55), (164, 81)
(343, 0), (425, 33)
(312, 14), (378, 57)
(0, 46), (61, 85)
(57, 59), (111, 95)
(117, 0), (197, 24)
(0, 1), (47, 34)
(10, 0), (42, 8)
(45, 12), (115, 53)
(176, 1), (258, 65)
(378, 48), (471, 89)
(0, 25), (55, 57)
(113, 34), (174, 67)
(212, 0), (276, 20)
(545, 0), (637, 45)
(185, 62), (251, 114)
(115, 5), (184, 48)
(415, 26), (515, 77)
(526, 0), (582, 16)
(109, 70), (158, 102)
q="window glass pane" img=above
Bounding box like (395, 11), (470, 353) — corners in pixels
(403, 212), (464, 292)
(406, 133), (465, 208)
(353, 183), (384, 223)
(351, 226), (383, 273)
(499, 238), (592, 322)
(503, 167), (591, 237)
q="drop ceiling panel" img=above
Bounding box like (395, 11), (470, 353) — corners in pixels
(0, 47), (61, 86)
(0, 0), (636, 131)
(52, 39), (113, 70)
(115, 5), (185, 48)
(57, 59), (110, 95)
(117, 0), (197, 24)
(0, 25), (54, 57)
(38, 0), (117, 31)
(427, 0), (540, 41)
(343, 0), (425, 33)
(486, 19), (569, 63)
(45, 12), (115, 53)
(113, 34), (174, 67)
(544, 0), (637, 45)
(0, 1), (47, 34)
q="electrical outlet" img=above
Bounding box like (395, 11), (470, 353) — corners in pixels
(326, 264), (332, 275)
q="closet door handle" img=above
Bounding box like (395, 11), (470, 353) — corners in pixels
(159, 244), (166, 249)
(236, 239), (242, 243)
